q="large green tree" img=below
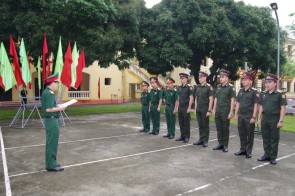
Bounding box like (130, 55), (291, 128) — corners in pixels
(0, 0), (145, 68)
(137, 0), (285, 85)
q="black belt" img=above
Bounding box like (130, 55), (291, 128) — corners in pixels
(45, 116), (59, 119)
(142, 104), (149, 106)
(151, 103), (158, 105)
(166, 104), (175, 106)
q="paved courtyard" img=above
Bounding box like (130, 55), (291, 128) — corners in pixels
(0, 112), (295, 195)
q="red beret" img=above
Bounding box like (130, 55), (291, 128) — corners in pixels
(242, 72), (254, 81)
(45, 73), (59, 83)
(265, 74), (278, 82)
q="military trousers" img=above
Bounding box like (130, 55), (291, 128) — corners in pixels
(141, 105), (150, 133)
(238, 115), (255, 154)
(150, 105), (160, 134)
(165, 105), (176, 136)
(196, 109), (210, 142)
(44, 118), (60, 169)
(261, 115), (280, 159)
(178, 106), (190, 139)
(215, 109), (230, 147)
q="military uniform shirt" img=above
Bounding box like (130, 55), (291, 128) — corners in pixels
(236, 87), (259, 115)
(141, 91), (150, 105)
(178, 84), (193, 107)
(150, 88), (163, 104)
(260, 90), (287, 115)
(215, 83), (236, 110)
(195, 83), (213, 110)
(165, 88), (179, 105)
(41, 87), (59, 117)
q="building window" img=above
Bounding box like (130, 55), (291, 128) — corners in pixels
(105, 78), (111, 85)
(136, 84), (141, 91)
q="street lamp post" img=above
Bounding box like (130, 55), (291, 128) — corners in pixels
(270, 2), (280, 89)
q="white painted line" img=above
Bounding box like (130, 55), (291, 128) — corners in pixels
(9, 136), (236, 178)
(175, 184), (212, 196)
(0, 127), (12, 196)
(176, 151), (295, 195)
(5, 133), (140, 150)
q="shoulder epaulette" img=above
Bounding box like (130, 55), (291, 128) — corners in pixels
(229, 83), (233, 86)
(206, 83), (211, 87)
(174, 88), (177, 91)
(251, 87), (257, 91)
(187, 84), (192, 87)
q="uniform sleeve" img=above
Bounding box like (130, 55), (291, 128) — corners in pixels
(189, 87), (194, 96)
(208, 87), (213, 97)
(45, 93), (55, 109)
(253, 90), (260, 104)
(162, 90), (166, 99)
(279, 93), (287, 106)
(258, 92), (264, 105)
(175, 90), (179, 100)
(236, 90), (241, 103)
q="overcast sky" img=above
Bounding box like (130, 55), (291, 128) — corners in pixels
(144, 0), (295, 28)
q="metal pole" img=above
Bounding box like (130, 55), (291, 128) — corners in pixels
(274, 10), (280, 89)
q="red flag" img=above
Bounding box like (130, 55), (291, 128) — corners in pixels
(0, 76), (4, 89)
(42, 32), (48, 81)
(47, 57), (51, 79)
(74, 49), (85, 89)
(9, 35), (25, 86)
(61, 42), (72, 89)
(98, 77), (100, 99)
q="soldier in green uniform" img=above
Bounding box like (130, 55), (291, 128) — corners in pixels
(163, 77), (179, 139)
(41, 73), (65, 172)
(176, 72), (194, 143)
(140, 81), (150, 133)
(212, 69), (235, 152)
(193, 71), (213, 148)
(149, 77), (163, 135)
(257, 74), (287, 165)
(234, 72), (259, 158)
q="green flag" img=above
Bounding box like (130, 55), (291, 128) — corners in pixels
(54, 37), (63, 77)
(19, 38), (31, 86)
(71, 41), (79, 88)
(37, 56), (41, 90)
(0, 42), (16, 91)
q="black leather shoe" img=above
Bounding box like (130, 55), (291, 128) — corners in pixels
(149, 132), (155, 134)
(193, 140), (203, 145)
(223, 146), (228, 152)
(153, 133), (159, 135)
(202, 142), (208, 148)
(235, 150), (247, 156)
(183, 138), (189, 143)
(213, 144), (223, 150)
(175, 137), (184, 141)
(246, 154), (252, 158)
(257, 155), (271, 162)
(270, 159), (277, 165)
(46, 166), (64, 172)
(168, 136), (174, 139)
(139, 129), (145, 132)
(163, 134), (169, 138)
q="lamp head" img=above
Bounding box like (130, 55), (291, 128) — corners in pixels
(270, 2), (278, 11)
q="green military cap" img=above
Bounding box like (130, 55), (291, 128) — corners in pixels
(142, 81), (149, 87)
(179, 71), (190, 78)
(150, 76), (158, 81)
(219, 69), (230, 77)
(199, 71), (209, 77)
(166, 77), (175, 84)
(265, 74), (278, 82)
(45, 73), (59, 83)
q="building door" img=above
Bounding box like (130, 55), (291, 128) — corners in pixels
(0, 87), (12, 101)
(129, 84), (136, 102)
